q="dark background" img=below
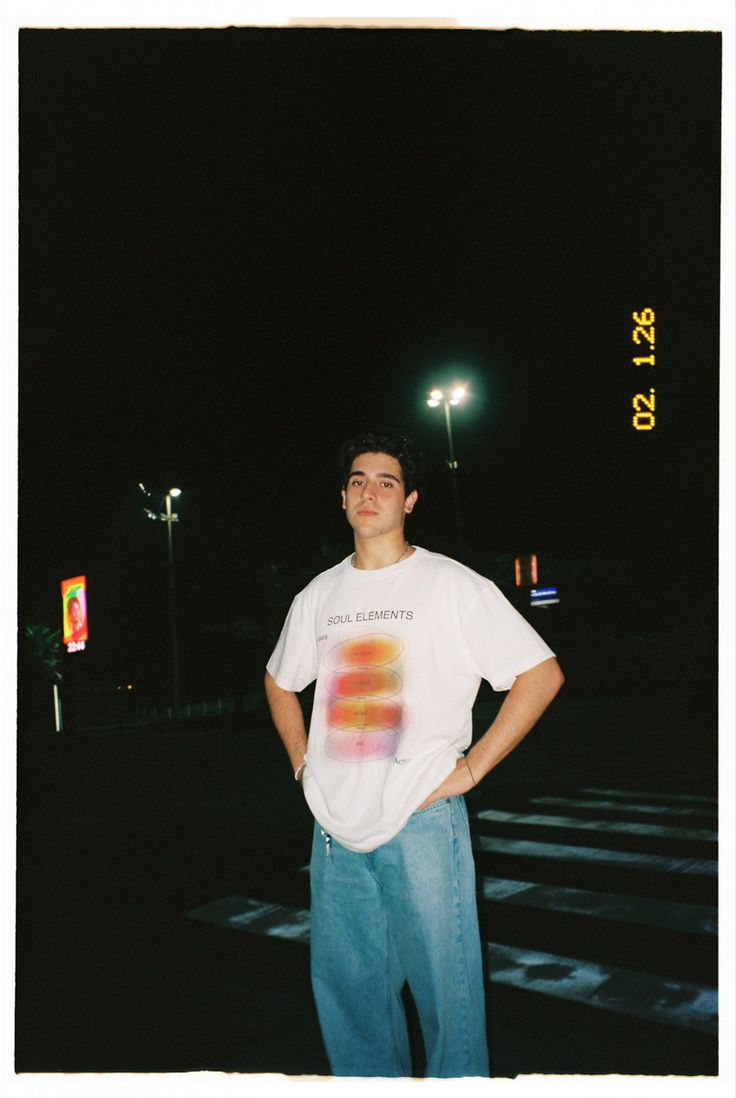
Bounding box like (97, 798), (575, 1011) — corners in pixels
(18, 26), (720, 721)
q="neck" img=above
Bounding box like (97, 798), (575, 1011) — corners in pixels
(352, 534), (413, 571)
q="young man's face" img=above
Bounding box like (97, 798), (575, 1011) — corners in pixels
(341, 451), (418, 540)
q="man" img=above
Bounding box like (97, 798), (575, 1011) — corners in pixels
(65, 596), (86, 643)
(265, 429), (564, 1078)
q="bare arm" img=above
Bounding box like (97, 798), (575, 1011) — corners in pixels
(264, 670), (309, 777)
(417, 656), (565, 809)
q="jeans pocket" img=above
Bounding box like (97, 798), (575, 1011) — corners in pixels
(413, 796), (451, 816)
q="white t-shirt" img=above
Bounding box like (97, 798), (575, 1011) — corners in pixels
(267, 546), (554, 852)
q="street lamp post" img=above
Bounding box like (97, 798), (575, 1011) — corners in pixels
(140, 484), (182, 713)
(427, 385), (466, 469)
(427, 385), (467, 550)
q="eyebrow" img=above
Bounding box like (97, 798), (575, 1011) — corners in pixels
(348, 469), (402, 484)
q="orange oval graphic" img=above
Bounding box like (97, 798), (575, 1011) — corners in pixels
(325, 633), (403, 671)
(325, 667), (400, 699)
(327, 697), (403, 732)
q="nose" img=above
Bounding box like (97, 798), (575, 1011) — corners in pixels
(359, 481), (376, 501)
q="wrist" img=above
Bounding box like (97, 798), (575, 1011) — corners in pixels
(294, 755), (307, 782)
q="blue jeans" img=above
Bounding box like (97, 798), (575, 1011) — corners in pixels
(309, 795), (489, 1078)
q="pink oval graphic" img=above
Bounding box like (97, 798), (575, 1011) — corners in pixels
(326, 728), (398, 762)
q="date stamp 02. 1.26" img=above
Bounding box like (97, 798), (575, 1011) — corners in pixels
(631, 307), (656, 431)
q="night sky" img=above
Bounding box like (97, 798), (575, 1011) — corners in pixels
(17, 24), (722, 708)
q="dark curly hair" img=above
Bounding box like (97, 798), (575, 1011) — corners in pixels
(338, 430), (425, 496)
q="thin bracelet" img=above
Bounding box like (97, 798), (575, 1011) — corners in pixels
(294, 758), (307, 782)
(464, 757), (477, 786)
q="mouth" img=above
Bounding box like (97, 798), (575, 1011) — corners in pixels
(356, 509), (378, 517)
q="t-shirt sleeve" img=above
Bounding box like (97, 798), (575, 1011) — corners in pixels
(463, 579), (556, 691)
(266, 589), (319, 692)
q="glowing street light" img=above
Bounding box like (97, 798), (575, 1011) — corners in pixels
(140, 484), (181, 562)
(139, 483), (182, 712)
(425, 384), (469, 553)
(426, 384), (468, 470)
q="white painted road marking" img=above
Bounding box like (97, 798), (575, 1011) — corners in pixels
(185, 787), (718, 1036)
(480, 877), (717, 934)
(581, 787), (717, 805)
(475, 808), (717, 842)
(473, 834), (717, 875)
(186, 895), (311, 943)
(485, 942), (717, 1034)
(531, 796), (717, 819)
(184, 896), (717, 1033)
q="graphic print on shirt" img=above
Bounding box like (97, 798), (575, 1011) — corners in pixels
(323, 633), (405, 762)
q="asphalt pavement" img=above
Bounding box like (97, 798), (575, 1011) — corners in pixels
(15, 686), (719, 1078)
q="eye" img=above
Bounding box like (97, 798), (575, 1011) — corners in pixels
(381, 481), (394, 488)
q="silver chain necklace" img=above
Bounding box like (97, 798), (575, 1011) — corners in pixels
(352, 543), (412, 568)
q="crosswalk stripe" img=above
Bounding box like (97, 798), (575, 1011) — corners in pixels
(485, 942), (717, 1034)
(473, 834), (717, 875)
(581, 787), (717, 805)
(480, 877), (717, 934)
(184, 896), (717, 1033)
(474, 808), (717, 842)
(530, 796), (717, 819)
(185, 895), (311, 943)
(297, 869), (717, 935)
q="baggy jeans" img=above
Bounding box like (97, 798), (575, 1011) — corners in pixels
(309, 795), (489, 1078)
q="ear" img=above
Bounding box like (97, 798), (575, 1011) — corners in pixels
(340, 487), (347, 510)
(404, 489), (418, 514)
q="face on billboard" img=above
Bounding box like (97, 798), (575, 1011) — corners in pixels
(61, 575), (88, 647)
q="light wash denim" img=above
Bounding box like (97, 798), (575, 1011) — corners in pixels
(309, 795), (489, 1078)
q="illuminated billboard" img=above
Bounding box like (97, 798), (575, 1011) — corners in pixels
(61, 575), (88, 652)
(530, 586), (560, 608)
